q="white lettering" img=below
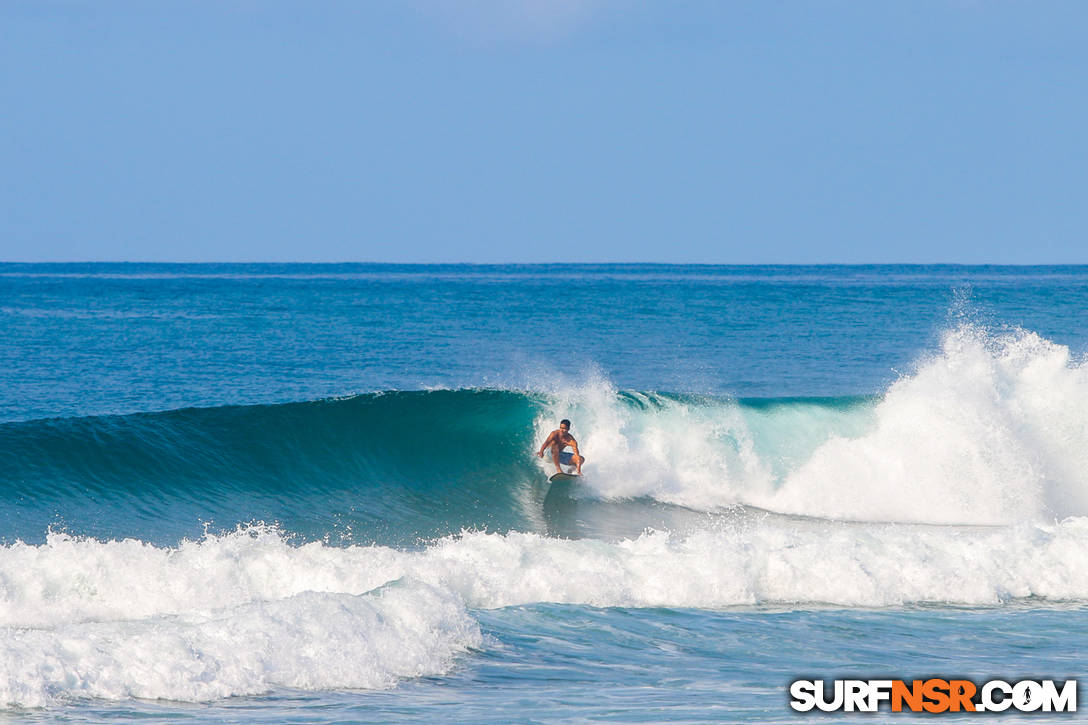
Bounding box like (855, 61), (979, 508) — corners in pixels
(867, 679), (893, 711)
(815, 680), (844, 712)
(981, 680), (1012, 712)
(844, 680), (869, 712)
(1014, 680), (1043, 712)
(1040, 680), (1077, 712)
(789, 677), (1076, 713)
(789, 680), (817, 712)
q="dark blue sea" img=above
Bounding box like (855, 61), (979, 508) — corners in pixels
(2, 264), (1087, 721)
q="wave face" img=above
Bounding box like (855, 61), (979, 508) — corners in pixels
(4, 324), (1088, 548)
(0, 390), (542, 546)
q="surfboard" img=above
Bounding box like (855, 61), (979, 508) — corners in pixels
(549, 472), (581, 482)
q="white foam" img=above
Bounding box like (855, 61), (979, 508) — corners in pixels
(4, 516), (1088, 622)
(766, 325), (1088, 524)
(6, 515), (1088, 705)
(412, 516), (1088, 609)
(533, 376), (772, 510)
(535, 325), (1088, 525)
(1, 577), (480, 708)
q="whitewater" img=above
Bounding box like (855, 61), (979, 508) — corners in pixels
(2, 264), (1087, 722)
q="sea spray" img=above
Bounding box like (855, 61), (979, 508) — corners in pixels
(541, 324), (1088, 525)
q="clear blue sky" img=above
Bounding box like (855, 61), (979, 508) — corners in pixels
(2, 1), (1086, 263)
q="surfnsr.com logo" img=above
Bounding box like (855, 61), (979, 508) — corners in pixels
(790, 679), (1077, 713)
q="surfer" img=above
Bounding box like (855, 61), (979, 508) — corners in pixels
(537, 419), (585, 476)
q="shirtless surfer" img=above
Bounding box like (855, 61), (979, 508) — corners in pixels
(537, 419), (585, 476)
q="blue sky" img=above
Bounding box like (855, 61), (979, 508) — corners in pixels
(1, 1), (1086, 263)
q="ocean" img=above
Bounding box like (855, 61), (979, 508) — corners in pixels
(2, 263), (1087, 722)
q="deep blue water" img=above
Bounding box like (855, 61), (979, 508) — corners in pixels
(3, 264), (1088, 721)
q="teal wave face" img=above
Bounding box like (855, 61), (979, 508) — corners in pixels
(0, 390), (878, 546)
(0, 391), (544, 546)
(9, 343), (1086, 543)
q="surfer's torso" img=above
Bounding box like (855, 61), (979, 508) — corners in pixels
(548, 430), (576, 450)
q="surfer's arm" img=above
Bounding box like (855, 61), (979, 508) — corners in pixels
(537, 431), (556, 456)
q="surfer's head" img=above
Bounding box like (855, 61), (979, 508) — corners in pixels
(559, 419), (571, 431)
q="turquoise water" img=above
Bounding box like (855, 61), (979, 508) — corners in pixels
(3, 264), (1088, 721)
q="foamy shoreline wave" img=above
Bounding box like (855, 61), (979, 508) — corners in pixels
(4, 510), (1088, 705)
(4, 514), (1088, 625)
